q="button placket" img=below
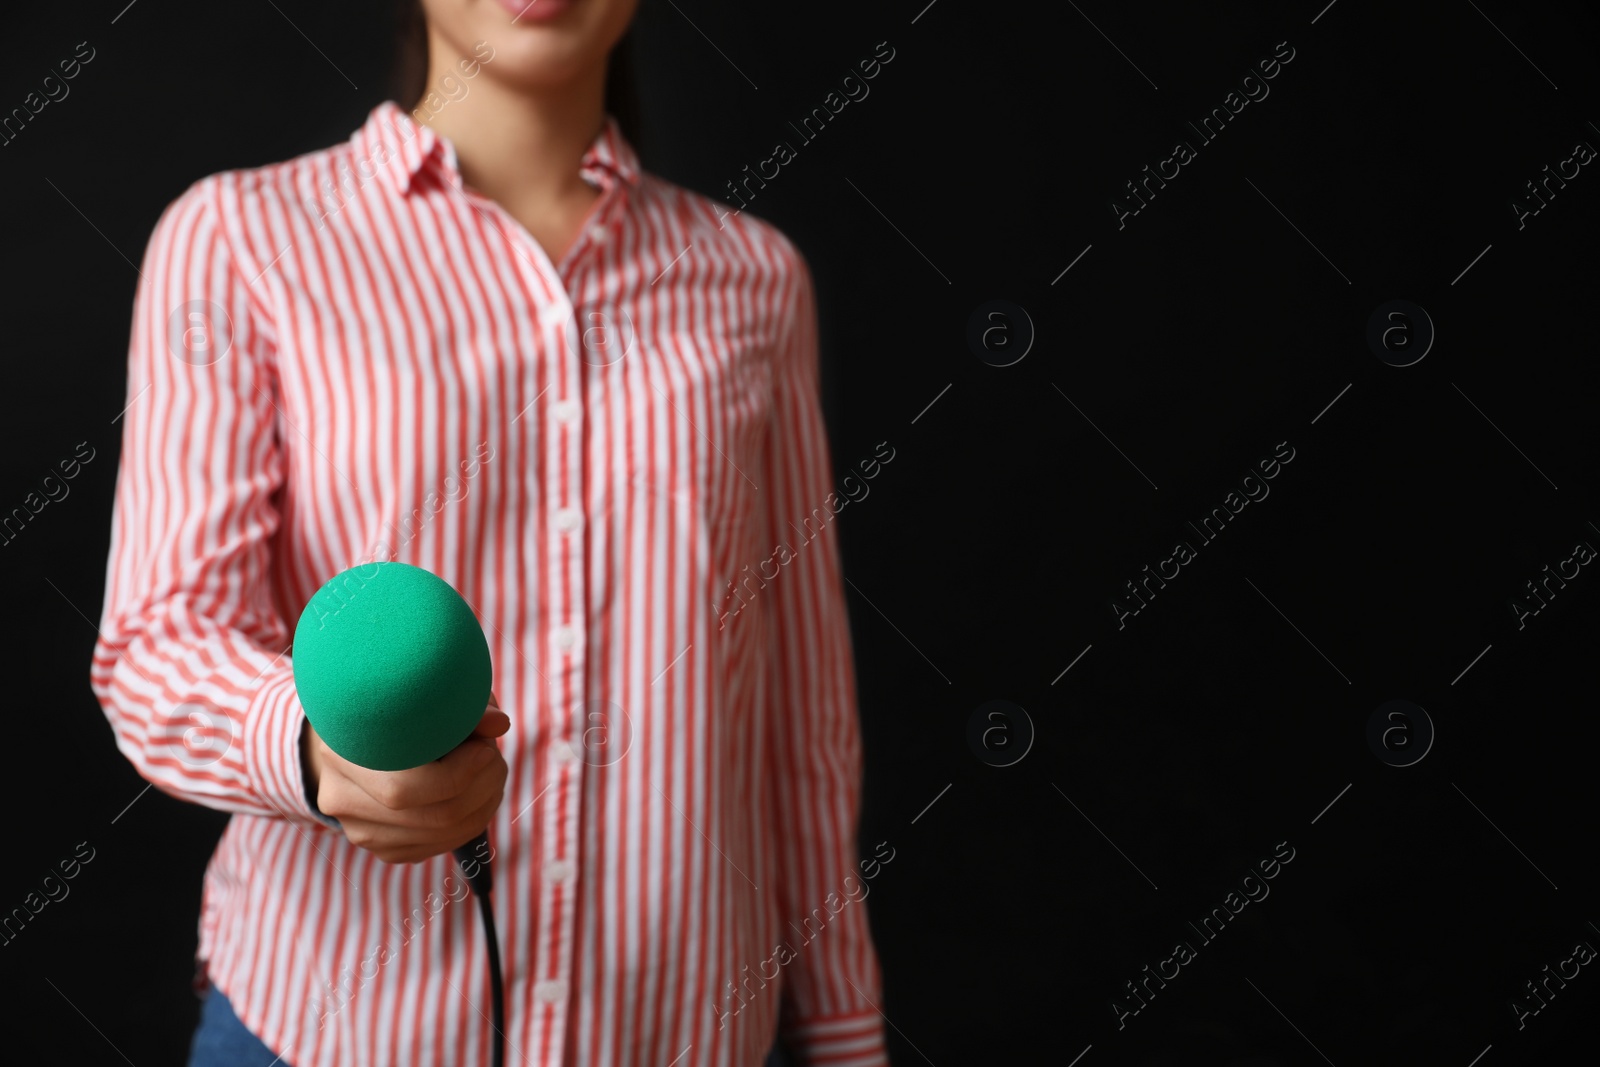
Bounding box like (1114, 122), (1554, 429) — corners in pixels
(513, 221), (586, 1061)
(497, 171), (628, 1060)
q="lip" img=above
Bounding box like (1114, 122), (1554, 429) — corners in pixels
(495, 0), (577, 23)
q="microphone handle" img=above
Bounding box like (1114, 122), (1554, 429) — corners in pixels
(453, 831), (493, 896)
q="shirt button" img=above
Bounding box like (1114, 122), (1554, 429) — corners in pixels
(552, 399), (579, 422)
(534, 979), (567, 1003)
(588, 223), (608, 242)
(554, 507), (582, 532)
(541, 304), (570, 330)
(552, 625), (575, 650)
(545, 859), (574, 883)
(551, 740), (578, 764)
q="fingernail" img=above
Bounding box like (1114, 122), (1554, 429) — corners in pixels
(471, 743), (495, 768)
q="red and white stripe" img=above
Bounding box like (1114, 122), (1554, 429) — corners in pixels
(91, 101), (887, 1067)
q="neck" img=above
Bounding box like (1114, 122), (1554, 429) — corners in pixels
(417, 34), (609, 206)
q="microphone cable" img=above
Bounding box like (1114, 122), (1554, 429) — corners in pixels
(455, 833), (505, 1067)
(474, 889), (506, 1067)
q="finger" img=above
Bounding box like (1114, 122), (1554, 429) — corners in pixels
(472, 704), (510, 739)
(338, 818), (456, 864)
(470, 697), (508, 739)
(451, 785), (505, 847)
(349, 738), (498, 810)
(373, 750), (507, 832)
(338, 784), (504, 862)
(315, 768), (412, 824)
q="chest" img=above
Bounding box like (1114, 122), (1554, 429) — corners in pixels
(262, 201), (779, 558)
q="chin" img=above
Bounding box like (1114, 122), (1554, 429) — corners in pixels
(424, 0), (632, 83)
(482, 34), (601, 89)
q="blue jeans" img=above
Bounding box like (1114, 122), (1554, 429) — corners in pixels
(187, 985), (288, 1067)
(189, 984), (792, 1066)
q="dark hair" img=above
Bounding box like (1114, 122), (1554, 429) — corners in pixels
(391, 1), (642, 147)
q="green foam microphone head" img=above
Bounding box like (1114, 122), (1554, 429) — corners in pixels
(291, 561), (493, 771)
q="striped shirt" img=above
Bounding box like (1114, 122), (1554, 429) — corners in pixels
(91, 100), (887, 1067)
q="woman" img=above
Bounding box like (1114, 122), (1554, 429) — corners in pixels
(90, 1), (887, 1064)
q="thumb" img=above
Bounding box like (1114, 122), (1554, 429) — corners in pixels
(473, 691), (510, 739)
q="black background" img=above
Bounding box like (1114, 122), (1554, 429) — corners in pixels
(3, 1), (1599, 1064)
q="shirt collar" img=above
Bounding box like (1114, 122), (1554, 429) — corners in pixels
(356, 100), (641, 196)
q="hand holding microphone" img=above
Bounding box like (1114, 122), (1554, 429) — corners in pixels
(302, 700), (508, 865)
(290, 560), (504, 887)
(290, 561), (512, 1067)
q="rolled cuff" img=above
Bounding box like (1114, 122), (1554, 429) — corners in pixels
(783, 1009), (890, 1066)
(242, 664), (338, 829)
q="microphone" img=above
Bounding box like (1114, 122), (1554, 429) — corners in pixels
(289, 560), (506, 1067)
(290, 560), (497, 893)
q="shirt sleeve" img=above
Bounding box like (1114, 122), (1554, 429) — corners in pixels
(760, 243), (890, 1066)
(89, 176), (326, 829)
